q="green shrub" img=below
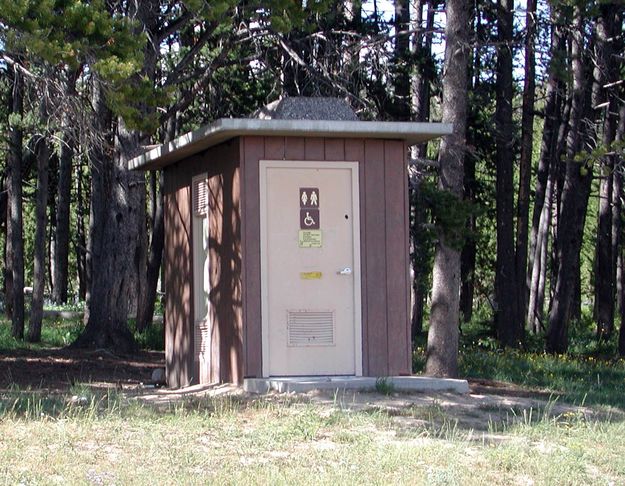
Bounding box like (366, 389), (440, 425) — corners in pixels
(130, 319), (165, 351)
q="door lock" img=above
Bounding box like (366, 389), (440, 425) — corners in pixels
(337, 267), (352, 275)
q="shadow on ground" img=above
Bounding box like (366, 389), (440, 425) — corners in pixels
(0, 347), (164, 392)
(1, 346), (623, 440)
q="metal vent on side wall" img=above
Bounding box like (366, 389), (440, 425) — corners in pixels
(194, 320), (210, 360)
(287, 310), (335, 346)
(192, 178), (208, 216)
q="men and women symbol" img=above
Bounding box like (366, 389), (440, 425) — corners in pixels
(301, 189), (318, 207)
(300, 187), (320, 230)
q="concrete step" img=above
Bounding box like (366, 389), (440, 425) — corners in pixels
(244, 375), (469, 394)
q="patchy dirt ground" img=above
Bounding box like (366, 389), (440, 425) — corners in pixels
(137, 381), (621, 436)
(0, 347), (164, 392)
(1, 347), (622, 432)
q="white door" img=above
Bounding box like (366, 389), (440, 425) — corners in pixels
(260, 160), (362, 377)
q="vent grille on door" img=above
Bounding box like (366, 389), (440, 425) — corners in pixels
(194, 319), (210, 361)
(287, 310), (335, 346)
(192, 177), (208, 216)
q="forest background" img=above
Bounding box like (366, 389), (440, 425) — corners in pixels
(0, 0), (624, 378)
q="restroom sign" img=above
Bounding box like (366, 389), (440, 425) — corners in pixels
(300, 188), (320, 208)
(300, 209), (320, 229)
(300, 187), (320, 230)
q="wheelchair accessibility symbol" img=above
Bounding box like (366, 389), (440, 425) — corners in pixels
(304, 212), (315, 226)
(300, 209), (320, 229)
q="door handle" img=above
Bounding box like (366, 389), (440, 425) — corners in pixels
(337, 267), (352, 275)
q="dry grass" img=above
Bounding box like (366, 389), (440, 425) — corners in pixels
(1, 389), (624, 485)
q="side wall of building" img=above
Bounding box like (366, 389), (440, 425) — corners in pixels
(164, 160), (193, 388)
(240, 136), (411, 378)
(164, 139), (242, 387)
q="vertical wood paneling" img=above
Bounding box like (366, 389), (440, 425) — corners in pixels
(403, 143), (411, 374)
(265, 137), (285, 160)
(182, 181), (195, 386)
(344, 139), (368, 374)
(363, 140), (388, 375)
(164, 165), (194, 388)
(324, 138), (344, 161)
(384, 141), (410, 375)
(304, 138), (324, 160)
(242, 136), (265, 377)
(239, 141), (248, 378)
(164, 170), (176, 386)
(231, 162), (243, 382)
(163, 134), (413, 383)
(285, 137), (305, 159)
(208, 171), (222, 384)
(204, 140), (243, 383)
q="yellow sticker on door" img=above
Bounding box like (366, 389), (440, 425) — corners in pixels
(300, 271), (322, 280)
(299, 230), (322, 248)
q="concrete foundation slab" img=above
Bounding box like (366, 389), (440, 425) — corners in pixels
(243, 376), (469, 394)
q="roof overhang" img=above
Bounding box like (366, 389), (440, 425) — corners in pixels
(129, 118), (453, 171)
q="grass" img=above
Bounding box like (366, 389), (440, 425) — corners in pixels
(413, 317), (625, 409)
(0, 313), (165, 351)
(457, 348), (625, 407)
(374, 377), (395, 395)
(0, 316), (83, 349)
(0, 390), (624, 485)
(2, 306), (625, 483)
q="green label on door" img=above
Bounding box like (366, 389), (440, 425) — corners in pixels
(298, 230), (322, 248)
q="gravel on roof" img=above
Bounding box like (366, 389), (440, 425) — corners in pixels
(253, 97), (359, 121)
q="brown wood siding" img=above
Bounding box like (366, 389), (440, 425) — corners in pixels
(240, 136), (411, 377)
(344, 139), (368, 374)
(363, 139), (388, 375)
(241, 136), (264, 378)
(164, 166), (194, 388)
(164, 139), (243, 386)
(384, 141), (411, 375)
(205, 141), (243, 383)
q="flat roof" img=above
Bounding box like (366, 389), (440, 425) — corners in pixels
(129, 118), (453, 170)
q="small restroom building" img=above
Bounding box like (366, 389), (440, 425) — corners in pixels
(130, 98), (452, 387)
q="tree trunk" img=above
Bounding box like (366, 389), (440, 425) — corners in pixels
(27, 138), (50, 342)
(494, 0), (521, 347)
(411, 0), (425, 122)
(616, 172), (624, 355)
(616, 100), (625, 355)
(393, 0), (411, 120)
(460, 147), (476, 323)
(548, 92), (572, 304)
(5, 187), (13, 321)
(131, 178), (148, 323)
(72, 80), (138, 353)
(128, 0), (160, 333)
(515, 0), (536, 329)
(342, 0), (362, 98)
(7, 67), (25, 339)
(47, 151), (57, 295)
(408, 0), (435, 336)
(52, 135), (74, 303)
(425, 0), (469, 377)
(546, 8), (592, 353)
(136, 171), (164, 332)
(527, 23), (566, 331)
(416, 0), (436, 118)
(594, 3), (619, 340)
(413, 0), (437, 160)
(410, 176), (428, 338)
(459, 4), (482, 324)
(52, 94), (76, 304)
(75, 160), (88, 301)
